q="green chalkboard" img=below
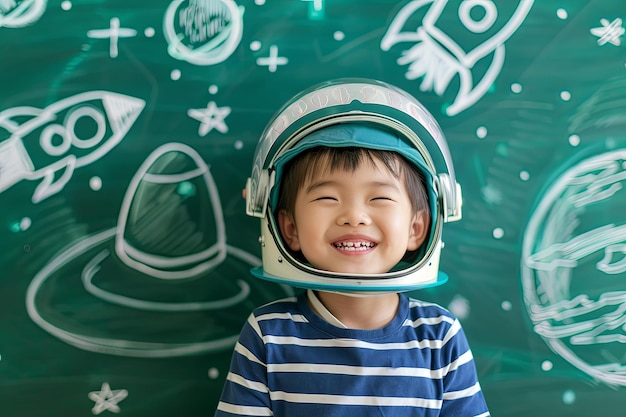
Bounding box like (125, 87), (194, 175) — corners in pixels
(1, 1), (625, 416)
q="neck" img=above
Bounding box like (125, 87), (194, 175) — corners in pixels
(312, 291), (400, 330)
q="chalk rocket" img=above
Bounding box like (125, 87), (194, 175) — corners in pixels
(0, 91), (145, 203)
(381, 0), (533, 116)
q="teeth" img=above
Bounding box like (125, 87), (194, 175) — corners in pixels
(334, 241), (375, 251)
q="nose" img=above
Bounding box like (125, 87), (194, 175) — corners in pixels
(336, 203), (371, 226)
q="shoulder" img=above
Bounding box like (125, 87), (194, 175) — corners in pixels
(402, 295), (463, 342)
(246, 294), (309, 334)
(252, 295), (300, 316)
(405, 296), (457, 322)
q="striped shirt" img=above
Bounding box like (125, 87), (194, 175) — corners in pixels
(215, 292), (490, 417)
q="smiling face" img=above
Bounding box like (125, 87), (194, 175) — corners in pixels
(277, 148), (429, 275)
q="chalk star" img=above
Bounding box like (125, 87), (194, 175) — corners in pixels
(88, 382), (128, 415)
(187, 101), (231, 136)
(256, 45), (288, 72)
(590, 18), (624, 46)
(87, 17), (137, 58)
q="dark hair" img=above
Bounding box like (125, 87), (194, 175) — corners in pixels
(275, 146), (431, 262)
(276, 146), (430, 215)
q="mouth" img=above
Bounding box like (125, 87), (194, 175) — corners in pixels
(332, 240), (377, 252)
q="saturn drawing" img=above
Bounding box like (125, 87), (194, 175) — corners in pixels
(25, 142), (291, 358)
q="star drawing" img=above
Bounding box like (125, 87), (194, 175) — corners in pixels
(187, 101), (231, 136)
(590, 18), (624, 46)
(88, 382), (128, 415)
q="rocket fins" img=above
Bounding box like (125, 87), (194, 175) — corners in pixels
(32, 156), (77, 203)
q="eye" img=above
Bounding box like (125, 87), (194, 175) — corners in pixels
(371, 196), (395, 202)
(313, 196), (338, 201)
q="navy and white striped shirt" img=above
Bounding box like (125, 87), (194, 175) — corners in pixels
(215, 291), (490, 417)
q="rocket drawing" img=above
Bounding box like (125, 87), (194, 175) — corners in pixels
(0, 91), (145, 203)
(0, 0), (46, 28)
(381, 0), (534, 116)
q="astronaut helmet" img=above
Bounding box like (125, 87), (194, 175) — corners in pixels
(245, 78), (462, 293)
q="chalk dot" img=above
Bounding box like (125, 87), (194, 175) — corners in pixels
(171, 69), (181, 80)
(562, 390), (576, 405)
(568, 134), (581, 147)
(20, 217), (32, 231)
(9, 218), (31, 232)
(501, 301), (512, 311)
(560, 91), (571, 101)
(511, 83), (522, 93)
(492, 228), (504, 239)
(208, 368), (219, 379)
(144, 27), (155, 37)
(448, 295), (470, 320)
(481, 185), (502, 205)
(476, 126), (488, 139)
(249, 41), (262, 51)
(556, 8), (568, 20)
(254, 0), (265, 4)
(519, 170), (530, 181)
(177, 181), (196, 197)
(89, 176), (102, 191)
(234, 140), (244, 150)
(541, 360), (553, 371)
(333, 31), (345, 41)
(61, 1), (72, 10)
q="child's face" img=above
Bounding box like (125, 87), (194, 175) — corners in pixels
(278, 157), (428, 275)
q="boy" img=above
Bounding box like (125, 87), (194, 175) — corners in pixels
(215, 79), (490, 416)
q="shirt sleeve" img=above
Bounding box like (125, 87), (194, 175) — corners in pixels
(439, 318), (491, 417)
(214, 313), (272, 417)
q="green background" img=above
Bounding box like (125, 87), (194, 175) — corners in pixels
(1, 0), (625, 415)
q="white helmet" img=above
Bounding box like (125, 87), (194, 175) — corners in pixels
(245, 78), (462, 293)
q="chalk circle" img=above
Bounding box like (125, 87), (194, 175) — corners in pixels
(66, 106), (107, 149)
(459, 0), (497, 33)
(164, 0), (244, 66)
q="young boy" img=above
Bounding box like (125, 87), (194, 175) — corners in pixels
(215, 79), (490, 416)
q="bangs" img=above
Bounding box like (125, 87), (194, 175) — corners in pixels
(276, 146), (429, 217)
(300, 147), (403, 183)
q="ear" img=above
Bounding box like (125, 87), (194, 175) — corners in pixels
(278, 209), (301, 251)
(407, 210), (429, 251)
